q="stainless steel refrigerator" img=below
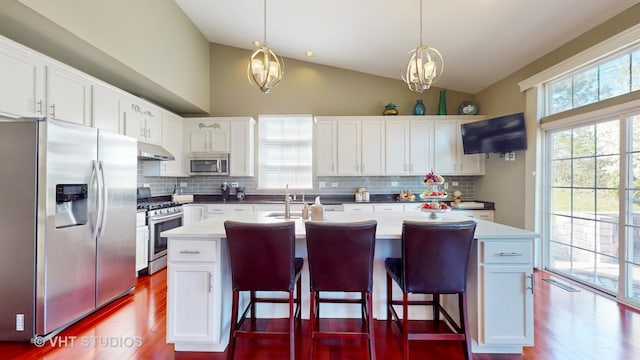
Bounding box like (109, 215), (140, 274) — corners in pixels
(0, 117), (137, 342)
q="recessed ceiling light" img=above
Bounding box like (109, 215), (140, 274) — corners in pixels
(252, 40), (262, 47)
(305, 51), (314, 57)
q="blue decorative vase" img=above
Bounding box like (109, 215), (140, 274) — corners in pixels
(438, 90), (447, 115)
(413, 100), (425, 115)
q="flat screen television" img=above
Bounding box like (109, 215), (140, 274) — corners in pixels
(460, 112), (526, 154)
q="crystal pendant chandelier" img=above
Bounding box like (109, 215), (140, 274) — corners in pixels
(402, 0), (444, 93)
(247, 0), (283, 93)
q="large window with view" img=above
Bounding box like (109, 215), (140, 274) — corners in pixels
(546, 46), (640, 115)
(547, 120), (621, 294)
(625, 115), (640, 302)
(257, 114), (313, 190)
(546, 113), (640, 304)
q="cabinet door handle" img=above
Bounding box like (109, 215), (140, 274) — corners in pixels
(208, 272), (213, 293)
(49, 104), (55, 118)
(526, 273), (534, 294)
(499, 252), (522, 256)
(146, 128), (151, 138)
(36, 100), (43, 115)
(179, 250), (201, 255)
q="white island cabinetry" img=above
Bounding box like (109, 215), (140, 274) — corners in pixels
(166, 238), (230, 351)
(475, 240), (534, 347)
(163, 211), (536, 354)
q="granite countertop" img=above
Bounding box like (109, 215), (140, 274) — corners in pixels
(167, 194), (495, 210)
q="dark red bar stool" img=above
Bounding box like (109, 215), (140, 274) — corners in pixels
(385, 220), (477, 360)
(304, 220), (377, 360)
(224, 220), (303, 360)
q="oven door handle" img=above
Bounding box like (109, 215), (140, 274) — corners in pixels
(149, 212), (184, 223)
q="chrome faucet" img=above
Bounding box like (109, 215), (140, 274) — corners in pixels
(284, 184), (291, 219)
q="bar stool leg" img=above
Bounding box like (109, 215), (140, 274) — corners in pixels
(228, 290), (239, 360)
(386, 273), (392, 324)
(433, 292), (440, 322)
(367, 291), (376, 360)
(289, 290), (295, 360)
(402, 292), (409, 360)
(250, 290), (257, 331)
(309, 291), (316, 360)
(460, 293), (471, 360)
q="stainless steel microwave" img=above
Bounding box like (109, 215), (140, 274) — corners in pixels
(188, 153), (229, 175)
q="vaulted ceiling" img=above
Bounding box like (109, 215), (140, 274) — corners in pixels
(176, 0), (638, 94)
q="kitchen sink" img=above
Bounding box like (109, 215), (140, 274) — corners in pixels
(266, 212), (302, 219)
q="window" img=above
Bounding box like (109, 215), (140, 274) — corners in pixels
(625, 115), (640, 301)
(547, 120), (621, 294)
(257, 114), (313, 189)
(546, 46), (640, 115)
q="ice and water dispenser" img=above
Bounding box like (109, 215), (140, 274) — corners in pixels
(55, 184), (88, 228)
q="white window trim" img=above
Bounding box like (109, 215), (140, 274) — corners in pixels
(519, 23), (640, 92)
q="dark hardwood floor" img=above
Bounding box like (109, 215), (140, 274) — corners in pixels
(3, 269), (640, 360)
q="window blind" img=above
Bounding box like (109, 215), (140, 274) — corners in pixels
(258, 114), (313, 189)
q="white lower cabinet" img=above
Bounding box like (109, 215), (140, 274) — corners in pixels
(183, 204), (207, 225)
(373, 203), (405, 212)
(207, 204), (254, 217)
(167, 238), (229, 351)
(470, 239), (534, 352)
(343, 203), (375, 212)
(135, 212), (148, 273)
(454, 209), (495, 222)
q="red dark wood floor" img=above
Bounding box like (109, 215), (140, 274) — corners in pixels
(2, 269), (640, 359)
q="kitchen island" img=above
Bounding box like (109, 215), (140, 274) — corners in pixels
(162, 211), (538, 354)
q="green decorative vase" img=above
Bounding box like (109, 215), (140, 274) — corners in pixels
(413, 100), (425, 115)
(437, 90), (447, 115)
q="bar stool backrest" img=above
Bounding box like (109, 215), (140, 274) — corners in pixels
(224, 220), (297, 292)
(305, 220), (377, 292)
(401, 220), (477, 294)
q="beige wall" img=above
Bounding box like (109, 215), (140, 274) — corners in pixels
(475, 3), (640, 228)
(0, 0), (210, 114)
(208, 43), (473, 118)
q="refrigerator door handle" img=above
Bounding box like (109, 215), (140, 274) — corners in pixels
(94, 160), (105, 238)
(90, 160), (101, 239)
(98, 161), (108, 237)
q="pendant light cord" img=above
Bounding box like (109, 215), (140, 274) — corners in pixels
(419, 0), (423, 46)
(263, 0), (268, 46)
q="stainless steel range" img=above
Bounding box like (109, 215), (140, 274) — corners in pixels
(137, 187), (184, 274)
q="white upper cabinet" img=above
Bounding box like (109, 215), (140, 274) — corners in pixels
(142, 111), (187, 177)
(0, 40), (45, 118)
(229, 118), (255, 177)
(92, 85), (123, 134)
(434, 117), (485, 175)
(360, 119), (386, 175)
(324, 116), (384, 176)
(315, 118), (338, 176)
(385, 116), (433, 175)
(124, 99), (162, 144)
(187, 118), (230, 153)
(46, 66), (91, 125)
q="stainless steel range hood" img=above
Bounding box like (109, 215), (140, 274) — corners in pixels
(137, 141), (175, 161)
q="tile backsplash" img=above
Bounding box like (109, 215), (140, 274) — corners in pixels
(138, 162), (478, 200)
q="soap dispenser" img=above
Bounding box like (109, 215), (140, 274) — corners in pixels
(310, 197), (325, 220)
